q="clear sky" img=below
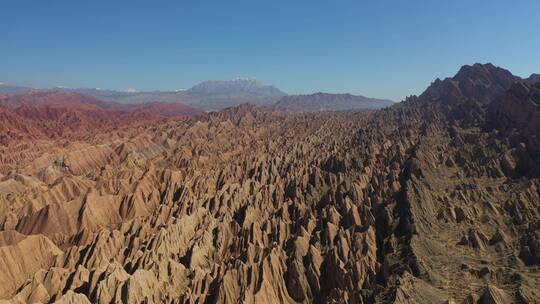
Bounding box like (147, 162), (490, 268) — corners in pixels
(2, 0), (539, 101)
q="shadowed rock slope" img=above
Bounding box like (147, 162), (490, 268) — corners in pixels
(0, 64), (539, 303)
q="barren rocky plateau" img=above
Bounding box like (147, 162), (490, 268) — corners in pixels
(0, 63), (539, 303)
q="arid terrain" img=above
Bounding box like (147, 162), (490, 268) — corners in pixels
(0, 63), (539, 304)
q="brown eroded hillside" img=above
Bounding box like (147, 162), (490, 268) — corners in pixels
(0, 64), (539, 303)
(0, 91), (200, 146)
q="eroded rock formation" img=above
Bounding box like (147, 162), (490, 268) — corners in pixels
(0, 64), (539, 303)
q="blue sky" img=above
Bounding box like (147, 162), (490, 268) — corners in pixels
(1, 0), (539, 101)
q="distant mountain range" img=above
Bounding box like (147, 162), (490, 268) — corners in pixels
(274, 92), (394, 112)
(0, 84), (33, 94)
(1, 79), (396, 112)
(0, 78), (286, 111)
(181, 78), (286, 110)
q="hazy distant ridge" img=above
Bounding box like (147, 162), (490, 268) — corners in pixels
(274, 92), (394, 112)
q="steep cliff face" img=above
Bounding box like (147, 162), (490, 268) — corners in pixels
(0, 64), (539, 303)
(488, 82), (540, 135)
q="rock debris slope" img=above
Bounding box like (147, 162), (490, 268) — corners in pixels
(0, 63), (539, 303)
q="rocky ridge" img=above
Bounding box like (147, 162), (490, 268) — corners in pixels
(0, 64), (538, 303)
(274, 92), (394, 112)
